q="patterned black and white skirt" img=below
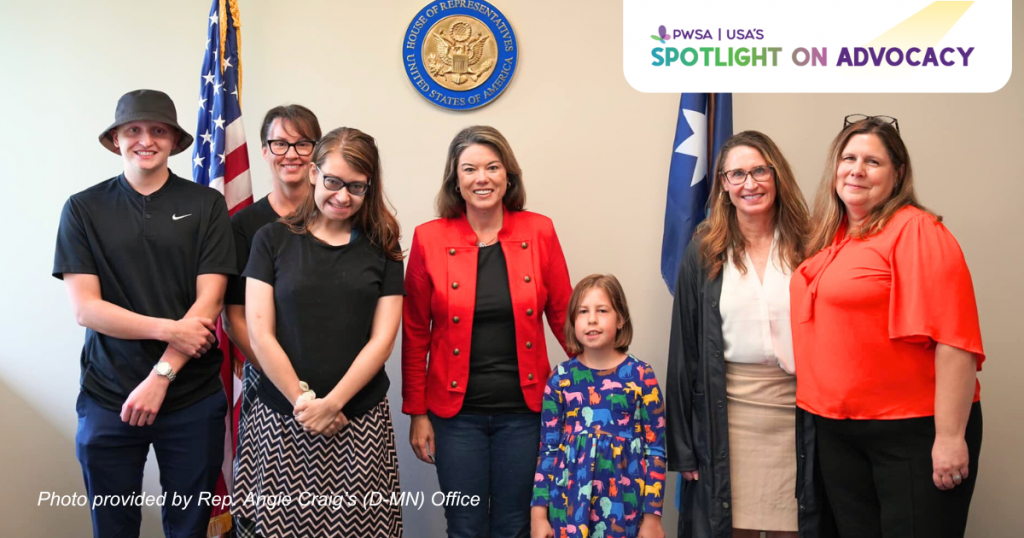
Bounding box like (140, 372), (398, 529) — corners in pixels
(233, 361), (261, 466)
(232, 396), (403, 537)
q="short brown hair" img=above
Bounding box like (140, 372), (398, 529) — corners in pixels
(564, 274), (633, 355)
(281, 127), (402, 261)
(807, 117), (936, 255)
(435, 126), (526, 218)
(259, 104), (322, 145)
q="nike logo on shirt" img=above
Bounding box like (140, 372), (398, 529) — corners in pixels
(172, 214), (193, 221)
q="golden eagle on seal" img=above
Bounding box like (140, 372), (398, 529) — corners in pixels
(429, 21), (494, 84)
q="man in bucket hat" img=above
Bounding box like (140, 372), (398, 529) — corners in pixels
(52, 89), (237, 537)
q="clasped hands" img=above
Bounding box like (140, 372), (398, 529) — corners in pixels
(120, 316), (216, 426)
(294, 397), (349, 436)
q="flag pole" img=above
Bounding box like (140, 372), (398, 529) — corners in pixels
(707, 93), (717, 180)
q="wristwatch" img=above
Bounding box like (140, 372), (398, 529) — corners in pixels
(153, 361), (177, 382)
(298, 381), (316, 402)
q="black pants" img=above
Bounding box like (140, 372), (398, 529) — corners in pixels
(76, 391), (227, 538)
(812, 402), (982, 538)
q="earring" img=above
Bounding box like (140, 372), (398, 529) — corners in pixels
(456, 185), (461, 193)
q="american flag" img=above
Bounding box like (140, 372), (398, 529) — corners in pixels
(193, 0), (252, 213)
(191, 0), (251, 535)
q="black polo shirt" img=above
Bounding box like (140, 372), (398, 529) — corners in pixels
(225, 195), (279, 305)
(53, 172), (237, 412)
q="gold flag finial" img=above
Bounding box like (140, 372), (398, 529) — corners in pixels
(218, 0), (227, 73)
(230, 0), (242, 101)
(216, 0), (243, 103)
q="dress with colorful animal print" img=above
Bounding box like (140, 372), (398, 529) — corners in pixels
(532, 355), (667, 538)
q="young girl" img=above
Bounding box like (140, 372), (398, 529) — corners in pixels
(531, 275), (667, 538)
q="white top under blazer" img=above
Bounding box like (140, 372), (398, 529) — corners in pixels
(719, 235), (796, 374)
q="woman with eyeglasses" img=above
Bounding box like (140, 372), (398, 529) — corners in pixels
(231, 127), (404, 537)
(668, 131), (832, 538)
(402, 125), (572, 538)
(222, 107), (321, 529)
(789, 116), (984, 538)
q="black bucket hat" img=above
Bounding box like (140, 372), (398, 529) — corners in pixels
(99, 89), (193, 155)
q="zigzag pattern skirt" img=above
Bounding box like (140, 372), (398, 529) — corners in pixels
(232, 397), (403, 537)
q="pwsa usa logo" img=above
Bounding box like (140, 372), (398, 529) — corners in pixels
(650, 25), (765, 42)
(650, 25), (670, 44)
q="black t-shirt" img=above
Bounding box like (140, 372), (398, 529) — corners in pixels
(52, 172), (237, 412)
(225, 196), (280, 305)
(243, 222), (404, 417)
(462, 243), (531, 414)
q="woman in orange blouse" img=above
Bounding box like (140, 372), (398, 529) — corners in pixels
(790, 116), (984, 538)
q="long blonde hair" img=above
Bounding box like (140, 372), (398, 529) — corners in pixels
(806, 118), (937, 255)
(697, 131), (809, 280)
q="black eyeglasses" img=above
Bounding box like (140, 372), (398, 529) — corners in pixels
(315, 165), (370, 196)
(266, 139), (315, 156)
(721, 165), (774, 185)
(844, 114), (900, 133)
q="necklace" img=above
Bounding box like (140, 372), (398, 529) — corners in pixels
(477, 236), (498, 247)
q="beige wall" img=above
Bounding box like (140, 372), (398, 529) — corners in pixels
(0, 1), (1019, 536)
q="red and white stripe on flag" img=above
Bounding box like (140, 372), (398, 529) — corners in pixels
(191, 0), (252, 535)
(209, 118), (253, 215)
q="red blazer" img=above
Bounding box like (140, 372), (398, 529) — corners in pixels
(402, 209), (572, 417)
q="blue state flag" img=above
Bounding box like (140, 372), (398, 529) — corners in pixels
(660, 93), (733, 294)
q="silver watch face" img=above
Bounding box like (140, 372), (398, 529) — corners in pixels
(156, 362), (172, 376)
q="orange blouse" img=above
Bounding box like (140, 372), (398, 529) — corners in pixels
(790, 205), (984, 420)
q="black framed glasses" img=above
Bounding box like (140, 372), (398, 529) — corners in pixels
(266, 139), (315, 156)
(721, 165), (774, 185)
(315, 165), (370, 196)
(844, 114), (900, 133)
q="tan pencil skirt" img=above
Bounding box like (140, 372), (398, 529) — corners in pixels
(725, 362), (799, 532)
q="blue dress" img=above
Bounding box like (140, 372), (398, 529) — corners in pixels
(532, 355), (667, 538)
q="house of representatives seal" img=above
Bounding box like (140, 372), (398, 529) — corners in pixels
(403, 1), (518, 110)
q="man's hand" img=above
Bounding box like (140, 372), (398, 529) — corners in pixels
(164, 317), (217, 358)
(120, 373), (169, 426)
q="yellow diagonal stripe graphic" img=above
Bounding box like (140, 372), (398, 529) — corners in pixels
(868, 1), (974, 47)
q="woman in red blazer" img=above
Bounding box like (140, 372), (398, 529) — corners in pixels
(403, 126), (572, 538)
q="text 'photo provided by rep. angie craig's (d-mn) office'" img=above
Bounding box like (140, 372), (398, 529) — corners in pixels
(1, 0), (1021, 537)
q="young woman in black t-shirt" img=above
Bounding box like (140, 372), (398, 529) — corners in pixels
(231, 127), (405, 537)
